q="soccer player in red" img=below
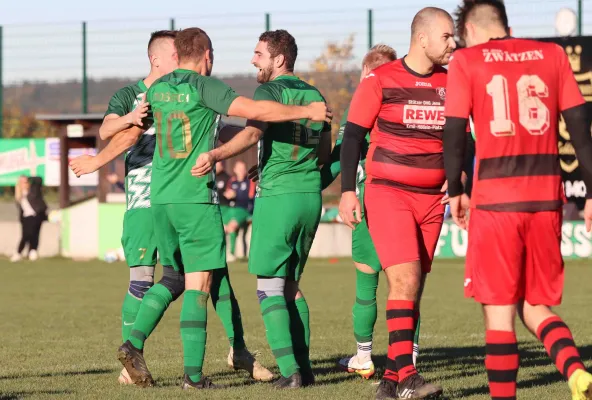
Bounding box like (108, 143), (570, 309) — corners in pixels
(339, 7), (472, 400)
(443, 1), (592, 400)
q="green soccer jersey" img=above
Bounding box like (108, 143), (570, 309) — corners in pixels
(253, 75), (329, 197)
(147, 69), (239, 205)
(105, 80), (154, 210)
(320, 106), (370, 192)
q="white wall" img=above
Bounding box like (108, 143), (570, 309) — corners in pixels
(0, 221), (60, 257)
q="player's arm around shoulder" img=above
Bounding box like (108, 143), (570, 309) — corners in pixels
(227, 83), (331, 124)
(100, 87), (148, 140)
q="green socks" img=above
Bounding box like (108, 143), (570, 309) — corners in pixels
(128, 283), (173, 350)
(121, 293), (142, 342)
(353, 269), (378, 343)
(181, 290), (209, 383)
(260, 295), (299, 378)
(212, 268), (245, 351)
(229, 232), (238, 255)
(287, 297), (311, 376)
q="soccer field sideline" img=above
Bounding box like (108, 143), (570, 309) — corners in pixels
(0, 257), (590, 399)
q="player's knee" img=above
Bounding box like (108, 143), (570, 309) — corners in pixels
(284, 280), (302, 302)
(354, 262), (376, 275)
(256, 276), (285, 303)
(158, 266), (185, 300)
(129, 266), (155, 299)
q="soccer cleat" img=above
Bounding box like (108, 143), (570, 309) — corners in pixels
(273, 372), (302, 389)
(117, 368), (133, 385)
(117, 341), (154, 388)
(29, 250), (38, 261)
(10, 253), (22, 262)
(227, 347), (274, 382)
(181, 374), (217, 390)
(569, 369), (592, 400)
(396, 374), (443, 399)
(338, 355), (375, 379)
(375, 379), (399, 400)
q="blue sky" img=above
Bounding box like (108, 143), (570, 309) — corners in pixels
(1, 0), (586, 83)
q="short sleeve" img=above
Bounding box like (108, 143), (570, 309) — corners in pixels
(105, 88), (132, 117)
(347, 73), (382, 129)
(199, 77), (240, 115)
(444, 51), (472, 119)
(557, 45), (586, 111)
(253, 85), (278, 102)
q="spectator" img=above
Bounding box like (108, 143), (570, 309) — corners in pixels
(11, 176), (48, 262)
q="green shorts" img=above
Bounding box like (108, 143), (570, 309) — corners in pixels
(152, 203), (226, 273)
(353, 183), (381, 272)
(121, 208), (158, 267)
(248, 192), (322, 281)
(220, 205), (250, 226)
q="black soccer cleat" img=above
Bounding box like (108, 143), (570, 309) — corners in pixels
(272, 372), (303, 389)
(117, 341), (154, 388)
(181, 374), (217, 390)
(375, 379), (399, 400)
(396, 374), (443, 399)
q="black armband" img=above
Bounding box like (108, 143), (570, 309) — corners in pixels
(340, 122), (367, 192)
(443, 117), (469, 197)
(563, 104), (592, 199)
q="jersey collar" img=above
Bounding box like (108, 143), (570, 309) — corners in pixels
(138, 80), (148, 92)
(273, 74), (299, 81)
(489, 35), (513, 41)
(401, 56), (434, 78)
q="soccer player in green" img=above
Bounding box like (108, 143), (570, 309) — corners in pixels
(192, 30), (332, 389)
(113, 27), (329, 390)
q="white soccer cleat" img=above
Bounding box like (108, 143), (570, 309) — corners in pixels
(118, 367), (133, 385)
(227, 347), (273, 382)
(10, 253), (22, 262)
(29, 250), (38, 261)
(338, 355), (375, 379)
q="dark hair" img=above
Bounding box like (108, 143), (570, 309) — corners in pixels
(147, 30), (178, 55)
(454, 0), (510, 45)
(174, 27), (212, 62)
(258, 30), (298, 71)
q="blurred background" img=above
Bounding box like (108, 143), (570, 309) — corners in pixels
(0, 0), (590, 262)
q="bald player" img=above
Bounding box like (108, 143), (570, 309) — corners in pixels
(340, 7), (472, 399)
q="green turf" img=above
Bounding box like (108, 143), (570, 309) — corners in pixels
(0, 257), (590, 399)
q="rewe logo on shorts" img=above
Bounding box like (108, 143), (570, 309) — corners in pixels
(403, 105), (445, 125)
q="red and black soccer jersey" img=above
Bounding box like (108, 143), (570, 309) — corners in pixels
(347, 58), (449, 194)
(445, 37), (585, 212)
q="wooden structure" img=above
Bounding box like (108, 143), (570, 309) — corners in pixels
(35, 113), (108, 208)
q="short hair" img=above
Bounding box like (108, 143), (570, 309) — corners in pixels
(454, 0), (510, 44)
(363, 44), (397, 70)
(411, 7), (453, 37)
(147, 30), (177, 56)
(258, 30), (298, 71)
(174, 28), (212, 62)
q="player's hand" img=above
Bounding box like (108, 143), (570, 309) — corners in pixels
(69, 155), (99, 177)
(127, 93), (149, 127)
(307, 102), (333, 123)
(339, 191), (362, 229)
(191, 152), (216, 177)
(584, 198), (592, 232)
(224, 189), (236, 200)
(106, 173), (119, 184)
(440, 180), (449, 205)
(450, 194), (470, 230)
(248, 165), (259, 182)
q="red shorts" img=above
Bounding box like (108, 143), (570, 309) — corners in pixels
(364, 183), (445, 273)
(465, 209), (564, 306)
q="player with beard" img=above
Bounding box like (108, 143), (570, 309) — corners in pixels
(192, 30), (332, 389)
(339, 7), (471, 399)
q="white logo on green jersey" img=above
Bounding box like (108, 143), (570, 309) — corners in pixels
(126, 164), (152, 210)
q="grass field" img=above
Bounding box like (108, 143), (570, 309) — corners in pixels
(1, 258), (591, 400)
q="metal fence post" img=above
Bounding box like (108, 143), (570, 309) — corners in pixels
(170, 18), (175, 30)
(265, 13), (271, 31)
(82, 21), (88, 114)
(368, 9), (373, 49)
(578, 0), (583, 35)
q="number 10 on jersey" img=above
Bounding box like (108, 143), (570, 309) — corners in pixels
(486, 74), (550, 137)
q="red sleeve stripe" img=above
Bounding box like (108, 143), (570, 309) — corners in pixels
(373, 146), (443, 170)
(478, 154), (561, 180)
(377, 118), (443, 140)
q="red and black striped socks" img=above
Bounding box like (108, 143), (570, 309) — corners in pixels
(385, 300), (417, 383)
(485, 330), (519, 400)
(536, 316), (585, 380)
